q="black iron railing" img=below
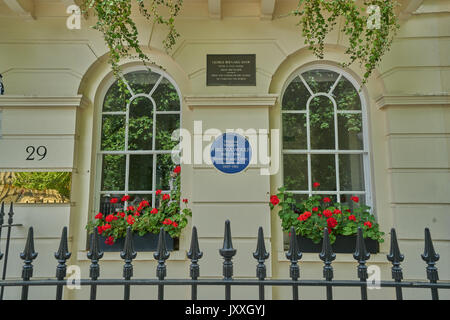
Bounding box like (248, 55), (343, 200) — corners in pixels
(0, 202), (449, 300)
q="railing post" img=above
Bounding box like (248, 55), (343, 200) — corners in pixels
(319, 228), (335, 300)
(219, 220), (236, 300)
(20, 227), (38, 300)
(0, 203), (14, 300)
(421, 228), (440, 300)
(253, 227), (269, 300)
(386, 228), (404, 300)
(154, 227), (170, 300)
(353, 227), (370, 300)
(55, 226), (71, 300)
(87, 229), (103, 300)
(0, 202), (5, 262)
(286, 227), (302, 300)
(121, 227), (137, 300)
(187, 226), (203, 300)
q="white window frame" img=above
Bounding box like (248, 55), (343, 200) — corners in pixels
(94, 65), (182, 212)
(281, 64), (373, 209)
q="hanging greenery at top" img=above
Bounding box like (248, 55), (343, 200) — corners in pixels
(81, 0), (399, 84)
(292, 0), (400, 82)
(81, 0), (183, 80)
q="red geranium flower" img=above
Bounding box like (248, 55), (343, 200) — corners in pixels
(163, 218), (172, 225)
(105, 236), (115, 246)
(313, 182), (320, 188)
(172, 222), (179, 228)
(95, 212), (103, 220)
(312, 207), (319, 212)
(323, 209), (333, 218)
(173, 166), (181, 174)
(162, 194), (170, 201)
(182, 198), (188, 204)
(364, 221), (372, 228)
(323, 197), (331, 203)
(121, 195), (130, 202)
(118, 212), (126, 218)
(105, 214), (115, 223)
(139, 200), (149, 208)
(327, 217), (338, 229)
(151, 208), (158, 214)
(333, 209), (342, 215)
(102, 224), (111, 231)
(270, 195), (280, 206)
(156, 189), (162, 195)
(351, 196), (359, 203)
(127, 206), (135, 212)
(97, 226), (103, 234)
(134, 211), (140, 217)
(110, 198), (118, 204)
(126, 215), (135, 225)
(348, 214), (356, 221)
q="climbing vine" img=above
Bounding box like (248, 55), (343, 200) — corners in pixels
(81, 0), (399, 84)
(293, 0), (400, 82)
(81, 0), (183, 82)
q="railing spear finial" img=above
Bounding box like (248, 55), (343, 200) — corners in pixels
(421, 228), (440, 300)
(121, 227), (137, 300)
(219, 220), (236, 300)
(20, 227), (38, 300)
(320, 228), (335, 300)
(286, 227), (302, 300)
(253, 226), (269, 300)
(87, 229), (103, 300)
(387, 228), (404, 300)
(154, 227), (170, 300)
(187, 226), (203, 300)
(353, 227), (370, 300)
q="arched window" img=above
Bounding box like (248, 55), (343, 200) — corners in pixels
(281, 66), (372, 210)
(97, 68), (181, 211)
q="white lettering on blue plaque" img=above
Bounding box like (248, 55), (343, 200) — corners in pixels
(210, 133), (251, 174)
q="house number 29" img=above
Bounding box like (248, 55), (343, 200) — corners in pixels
(26, 146), (47, 161)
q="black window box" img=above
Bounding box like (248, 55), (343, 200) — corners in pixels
(98, 233), (176, 252)
(297, 235), (380, 254)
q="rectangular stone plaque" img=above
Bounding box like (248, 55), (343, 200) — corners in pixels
(207, 54), (256, 86)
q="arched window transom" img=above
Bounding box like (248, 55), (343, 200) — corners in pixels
(282, 66), (372, 210)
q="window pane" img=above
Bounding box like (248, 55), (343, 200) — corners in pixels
(101, 115), (125, 151)
(156, 114), (180, 150)
(124, 70), (161, 95)
(340, 194), (366, 213)
(101, 155), (125, 191)
(156, 154), (174, 190)
(126, 194), (153, 209)
(339, 154), (365, 191)
(282, 77), (309, 110)
(283, 154), (308, 190)
(311, 154), (336, 191)
(152, 78), (180, 111)
(302, 69), (339, 94)
(128, 97), (153, 150)
(103, 80), (129, 112)
(333, 76), (361, 110)
(309, 96), (335, 150)
(129, 155), (153, 191)
(338, 114), (363, 150)
(99, 194), (125, 214)
(282, 113), (307, 149)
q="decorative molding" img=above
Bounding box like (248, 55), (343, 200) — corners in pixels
(399, 0), (424, 20)
(0, 95), (84, 108)
(260, 0), (276, 20)
(185, 94), (278, 108)
(3, 0), (35, 20)
(208, 0), (221, 19)
(376, 94), (450, 109)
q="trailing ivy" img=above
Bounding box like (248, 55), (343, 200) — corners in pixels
(81, 0), (183, 83)
(293, 0), (400, 82)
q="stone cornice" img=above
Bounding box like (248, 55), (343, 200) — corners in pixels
(185, 94), (279, 108)
(0, 95), (86, 108)
(376, 94), (450, 109)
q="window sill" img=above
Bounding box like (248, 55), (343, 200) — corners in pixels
(76, 250), (188, 262)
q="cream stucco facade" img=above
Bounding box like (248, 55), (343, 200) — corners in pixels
(0, 0), (449, 300)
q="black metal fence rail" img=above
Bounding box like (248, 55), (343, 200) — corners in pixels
(0, 203), (449, 300)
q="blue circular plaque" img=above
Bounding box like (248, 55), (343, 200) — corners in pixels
(210, 133), (252, 174)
